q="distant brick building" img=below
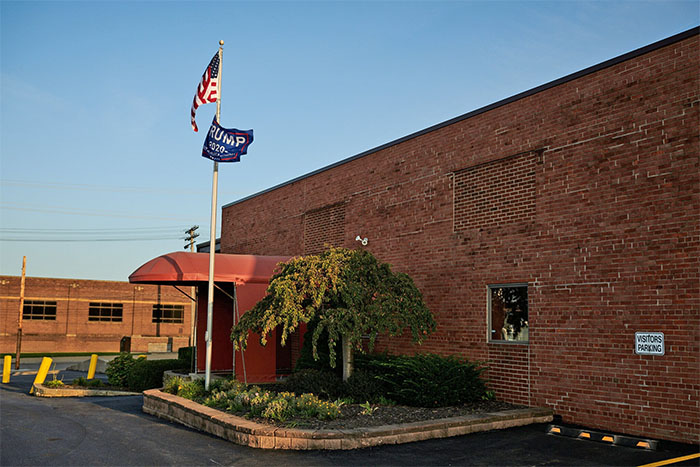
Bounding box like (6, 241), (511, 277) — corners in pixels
(0, 276), (192, 354)
(219, 29), (699, 443)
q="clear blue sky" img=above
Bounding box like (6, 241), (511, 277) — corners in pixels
(1, 1), (697, 281)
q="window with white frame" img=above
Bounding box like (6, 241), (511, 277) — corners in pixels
(489, 284), (528, 342)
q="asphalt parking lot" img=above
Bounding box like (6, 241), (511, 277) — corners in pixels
(1, 365), (698, 466)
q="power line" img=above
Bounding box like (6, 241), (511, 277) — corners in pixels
(1, 179), (198, 195)
(0, 237), (185, 242)
(0, 226), (187, 234)
(1, 204), (205, 222)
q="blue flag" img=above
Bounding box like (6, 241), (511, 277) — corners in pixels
(202, 117), (254, 162)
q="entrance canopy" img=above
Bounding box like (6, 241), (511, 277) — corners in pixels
(128, 251), (291, 285)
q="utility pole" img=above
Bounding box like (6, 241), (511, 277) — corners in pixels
(184, 226), (199, 362)
(15, 256), (26, 369)
(184, 226), (199, 252)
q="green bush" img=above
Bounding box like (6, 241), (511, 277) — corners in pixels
(374, 353), (488, 407)
(281, 369), (343, 400)
(72, 377), (103, 388)
(343, 369), (387, 403)
(105, 353), (142, 387)
(125, 358), (185, 392)
(177, 346), (194, 371)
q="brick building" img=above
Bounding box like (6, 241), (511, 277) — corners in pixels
(0, 276), (192, 354)
(218, 28), (699, 443)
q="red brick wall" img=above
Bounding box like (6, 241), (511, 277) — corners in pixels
(220, 33), (699, 443)
(0, 276), (192, 354)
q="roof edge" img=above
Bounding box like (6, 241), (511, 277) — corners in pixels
(223, 26), (699, 210)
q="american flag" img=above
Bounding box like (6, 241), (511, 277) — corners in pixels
(190, 52), (220, 132)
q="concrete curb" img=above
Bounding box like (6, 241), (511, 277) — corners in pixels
(143, 389), (554, 450)
(33, 384), (141, 397)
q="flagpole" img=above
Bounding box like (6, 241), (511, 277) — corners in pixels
(205, 39), (224, 391)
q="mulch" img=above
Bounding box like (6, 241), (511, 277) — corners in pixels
(253, 399), (523, 431)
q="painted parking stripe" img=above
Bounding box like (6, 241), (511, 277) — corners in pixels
(638, 452), (700, 467)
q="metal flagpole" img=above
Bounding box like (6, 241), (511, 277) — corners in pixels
(205, 39), (224, 391)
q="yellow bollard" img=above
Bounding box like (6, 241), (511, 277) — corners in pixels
(87, 354), (98, 380)
(30, 357), (52, 394)
(2, 355), (11, 383)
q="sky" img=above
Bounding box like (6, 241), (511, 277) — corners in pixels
(1, 1), (698, 281)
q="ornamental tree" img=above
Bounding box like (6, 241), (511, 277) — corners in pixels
(230, 247), (436, 380)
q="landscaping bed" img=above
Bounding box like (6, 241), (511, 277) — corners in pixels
(143, 389), (553, 450)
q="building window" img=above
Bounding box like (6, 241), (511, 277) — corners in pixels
(152, 304), (184, 324)
(88, 302), (123, 322)
(489, 284), (528, 342)
(23, 300), (57, 321)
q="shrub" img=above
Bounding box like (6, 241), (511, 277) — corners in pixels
(281, 369), (343, 400)
(177, 346), (195, 371)
(126, 358), (185, 392)
(106, 353), (142, 387)
(72, 377), (103, 388)
(374, 353), (488, 407)
(343, 369), (387, 403)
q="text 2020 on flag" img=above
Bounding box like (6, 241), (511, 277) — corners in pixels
(202, 117), (253, 162)
(190, 53), (220, 132)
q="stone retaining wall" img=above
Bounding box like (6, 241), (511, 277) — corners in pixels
(143, 389), (553, 450)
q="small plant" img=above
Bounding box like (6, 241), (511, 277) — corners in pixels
(163, 375), (183, 395)
(359, 401), (377, 416)
(203, 391), (230, 410)
(178, 379), (206, 401)
(44, 379), (65, 388)
(333, 397), (352, 408)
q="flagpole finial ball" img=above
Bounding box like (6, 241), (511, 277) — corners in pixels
(219, 40), (224, 46)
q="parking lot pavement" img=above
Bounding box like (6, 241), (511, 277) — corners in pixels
(1, 352), (179, 372)
(2, 371), (698, 466)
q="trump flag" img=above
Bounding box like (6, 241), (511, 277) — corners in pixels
(202, 117), (254, 162)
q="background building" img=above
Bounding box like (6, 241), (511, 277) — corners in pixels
(0, 276), (192, 354)
(217, 29), (699, 443)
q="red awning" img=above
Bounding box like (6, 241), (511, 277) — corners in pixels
(128, 251), (291, 285)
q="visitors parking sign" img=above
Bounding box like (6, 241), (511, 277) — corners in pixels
(635, 332), (665, 356)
